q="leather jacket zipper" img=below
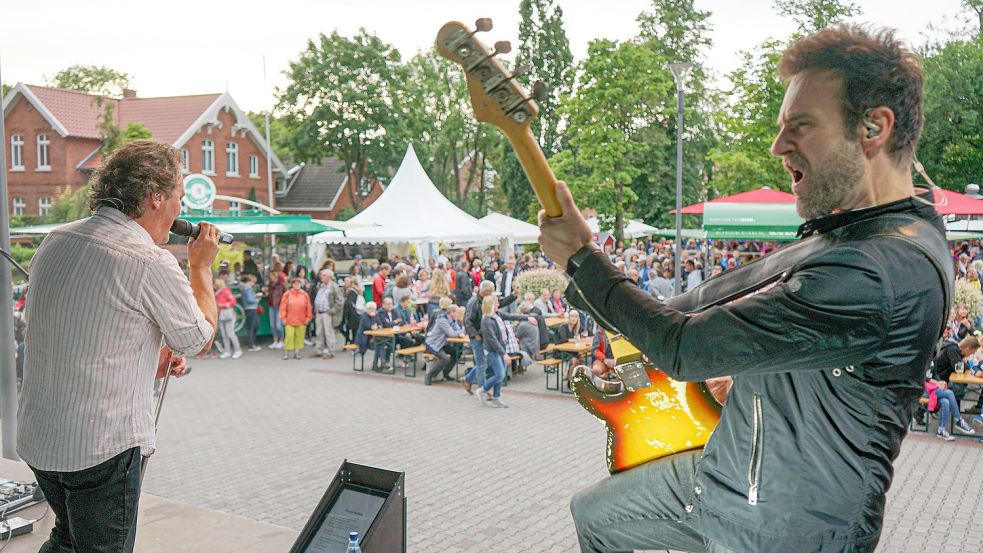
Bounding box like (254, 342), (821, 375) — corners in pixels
(748, 394), (763, 505)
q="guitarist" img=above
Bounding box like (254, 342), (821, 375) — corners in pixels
(539, 25), (951, 553)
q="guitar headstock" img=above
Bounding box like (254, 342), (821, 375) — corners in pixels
(436, 19), (546, 136)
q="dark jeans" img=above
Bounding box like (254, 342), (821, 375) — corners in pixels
(425, 344), (458, 379)
(30, 447), (142, 553)
(244, 308), (259, 348)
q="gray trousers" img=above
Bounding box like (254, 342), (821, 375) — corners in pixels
(314, 311), (336, 354)
(571, 449), (738, 553)
(217, 317), (240, 355)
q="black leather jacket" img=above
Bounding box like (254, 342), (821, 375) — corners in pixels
(566, 197), (952, 553)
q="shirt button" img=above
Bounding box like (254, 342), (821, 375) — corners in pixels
(684, 504), (694, 513)
(694, 486), (702, 495)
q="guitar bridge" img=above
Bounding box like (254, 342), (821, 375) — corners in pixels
(614, 362), (651, 392)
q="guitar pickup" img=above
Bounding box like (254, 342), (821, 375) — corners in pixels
(614, 362), (651, 392)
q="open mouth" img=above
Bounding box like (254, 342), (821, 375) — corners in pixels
(792, 169), (804, 184)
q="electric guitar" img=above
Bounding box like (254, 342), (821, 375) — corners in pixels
(436, 19), (722, 474)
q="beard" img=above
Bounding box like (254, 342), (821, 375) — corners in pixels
(791, 140), (866, 220)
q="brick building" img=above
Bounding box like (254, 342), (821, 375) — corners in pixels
(276, 157), (384, 219)
(2, 83), (287, 215)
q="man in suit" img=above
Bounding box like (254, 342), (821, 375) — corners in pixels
(496, 254), (521, 297)
(454, 260), (473, 306)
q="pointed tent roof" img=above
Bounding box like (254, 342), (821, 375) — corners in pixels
(671, 186), (796, 214)
(311, 145), (506, 244)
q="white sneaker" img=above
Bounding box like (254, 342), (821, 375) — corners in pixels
(219, 352), (231, 359)
(476, 387), (487, 406)
(937, 427), (955, 441)
(304, 339), (314, 346)
(490, 398), (509, 408)
(248, 346), (262, 352)
(274, 341), (284, 349)
(232, 351), (242, 359)
(268, 342), (278, 349)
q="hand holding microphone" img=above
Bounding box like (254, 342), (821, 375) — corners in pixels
(170, 219), (234, 244)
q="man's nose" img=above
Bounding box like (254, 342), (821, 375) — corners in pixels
(771, 128), (791, 157)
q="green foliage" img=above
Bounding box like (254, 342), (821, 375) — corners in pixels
(773, 0), (861, 34)
(1, 82), (10, 98)
(954, 278), (983, 319)
(47, 185), (92, 223)
(336, 207), (356, 221)
(966, 1), (983, 35)
(554, 39), (670, 240)
(248, 187), (258, 202)
(47, 65), (131, 96)
(919, 35), (983, 187)
(513, 268), (567, 299)
(10, 244), (36, 283)
(247, 111), (294, 166)
(278, 29), (406, 212)
(707, 38), (789, 197)
(121, 122), (152, 143)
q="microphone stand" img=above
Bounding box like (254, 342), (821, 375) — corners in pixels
(141, 368), (171, 484)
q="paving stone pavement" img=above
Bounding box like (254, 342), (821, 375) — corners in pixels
(142, 342), (983, 553)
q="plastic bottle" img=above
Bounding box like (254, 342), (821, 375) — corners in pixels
(346, 532), (362, 553)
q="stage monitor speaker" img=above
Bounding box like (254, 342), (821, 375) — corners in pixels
(289, 460), (406, 553)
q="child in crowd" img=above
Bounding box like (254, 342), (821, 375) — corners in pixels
(240, 274), (262, 352)
(214, 279), (242, 359)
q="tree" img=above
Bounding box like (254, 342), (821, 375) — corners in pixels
(47, 65), (131, 96)
(247, 111), (294, 167)
(495, 0), (575, 222)
(1, 82), (10, 98)
(278, 29), (406, 211)
(635, 0), (716, 224)
(963, 0), (983, 35)
(919, 35), (983, 187)
(553, 40), (672, 241)
(773, 0), (861, 34)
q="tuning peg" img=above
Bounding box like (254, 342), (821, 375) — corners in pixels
(494, 41), (512, 55)
(475, 18), (493, 32)
(512, 64), (532, 78)
(532, 81), (548, 102)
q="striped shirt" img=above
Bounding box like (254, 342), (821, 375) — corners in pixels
(17, 207), (214, 472)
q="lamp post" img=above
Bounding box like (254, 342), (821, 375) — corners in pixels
(669, 62), (694, 296)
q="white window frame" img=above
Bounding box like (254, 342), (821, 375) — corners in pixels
(10, 135), (24, 171)
(181, 148), (189, 173)
(12, 197), (26, 216)
(249, 155), (259, 178)
(225, 142), (239, 177)
(36, 133), (51, 171)
(229, 200), (241, 213)
(38, 196), (52, 216)
(201, 139), (215, 174)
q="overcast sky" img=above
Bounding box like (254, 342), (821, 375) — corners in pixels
(0, 0), (972, 113)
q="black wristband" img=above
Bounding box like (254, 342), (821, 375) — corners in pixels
(566, 244), (598, 277)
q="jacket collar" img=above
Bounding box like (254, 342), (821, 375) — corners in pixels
(93, 206), (156, 246)
(797, 189), (941, 238)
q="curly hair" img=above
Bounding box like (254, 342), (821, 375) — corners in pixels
(88, 140), (183, 218)
(778, 24), (924, 165)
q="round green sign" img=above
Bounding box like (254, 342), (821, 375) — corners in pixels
(183, 174), (216, 210)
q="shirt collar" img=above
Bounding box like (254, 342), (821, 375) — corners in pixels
(93, 207), (156, 246)
(796, 190), (940, 238)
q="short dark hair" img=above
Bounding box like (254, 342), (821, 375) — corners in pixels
(778, 24), (924, 165)
(89, 140), (183, 217)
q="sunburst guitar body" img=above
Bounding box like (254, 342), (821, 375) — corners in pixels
(436, 20), (721, 474)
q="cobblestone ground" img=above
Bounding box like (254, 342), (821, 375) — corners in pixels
(142, 341), (983, 553)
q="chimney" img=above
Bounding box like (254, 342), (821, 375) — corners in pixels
(122, 88), (137, 99)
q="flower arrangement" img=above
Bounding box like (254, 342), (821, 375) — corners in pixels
(514, 268), (568, 300)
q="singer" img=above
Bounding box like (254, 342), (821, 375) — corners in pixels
(17, 140), (221, 552)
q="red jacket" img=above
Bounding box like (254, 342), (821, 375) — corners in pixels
(215, 287), (237, 310)
(372, 273), (387, 305)
(280, 289), (312, 326)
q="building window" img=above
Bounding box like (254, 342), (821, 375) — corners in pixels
(12, 197), (25, 216)
(36, 133), (51, 170)
(249, 155), (259, 178)
(38, 196), (51, 216)
(229, 200), (241, 213)
(181, 148), (189, 172)
(226, 142), (239, 176)
(202, 140), (215, 174)
(10, 135), (24, 170)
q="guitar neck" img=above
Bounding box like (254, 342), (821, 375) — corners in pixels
(504, 126), (563, 218)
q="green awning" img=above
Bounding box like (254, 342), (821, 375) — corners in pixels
(180, 214), (338, 235)
(649, 228), (707, 239)
(702, 202), (803, 240)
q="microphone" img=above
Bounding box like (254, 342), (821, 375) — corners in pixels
(170, 219), (234, 245)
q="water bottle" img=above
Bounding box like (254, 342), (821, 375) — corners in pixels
(346, 532), (362, 553)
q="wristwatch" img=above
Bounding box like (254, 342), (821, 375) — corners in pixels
(566, 244), (599, 277)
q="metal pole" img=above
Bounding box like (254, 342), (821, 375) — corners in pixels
(263, 56), (276, 251)
(673, 85), (684, 296)
(0, 57), (21, 460)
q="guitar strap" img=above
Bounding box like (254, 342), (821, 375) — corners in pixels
(656, 213), (953, 337)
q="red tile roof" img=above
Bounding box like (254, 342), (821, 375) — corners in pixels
(23, 85), (220, 145)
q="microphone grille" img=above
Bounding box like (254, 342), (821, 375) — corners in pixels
(170, 219), (192, 235)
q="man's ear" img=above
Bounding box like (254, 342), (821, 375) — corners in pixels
(861, 106), (895, 158)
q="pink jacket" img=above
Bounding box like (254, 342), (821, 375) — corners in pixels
(923, 381), (939, 412)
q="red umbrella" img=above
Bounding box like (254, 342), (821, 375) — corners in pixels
(929, 187), (983, 215)
(672, 186), (796, 214)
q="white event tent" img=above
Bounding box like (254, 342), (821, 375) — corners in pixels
(309, 145), (508, 264)
(585, 216), (659, 239)
(478, 212), (541, 246)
